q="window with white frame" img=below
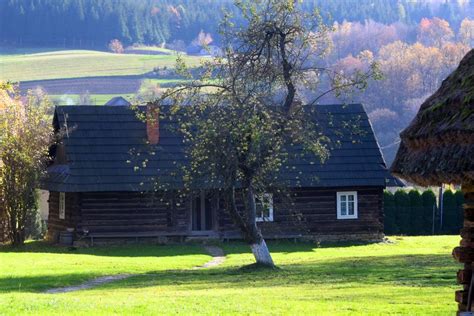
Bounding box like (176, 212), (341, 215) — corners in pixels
(337, 191), (358, 219)
(255, 193), (274, 222)
(59, 192), (66, 220)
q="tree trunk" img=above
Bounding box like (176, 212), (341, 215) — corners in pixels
(250, 238), (274, 266)
(225, 186), (275, 267)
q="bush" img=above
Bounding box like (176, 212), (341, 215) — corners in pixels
(421, 189), (436, 234)
(394, 190), (411, 234)
(408, 190), (423, 235)
(442, 190), (457, 234)
(384, 191), (398, 234)
(383, 188), (463, 236)
(455, 190), (465, 228)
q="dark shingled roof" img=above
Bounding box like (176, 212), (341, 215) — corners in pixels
(42, 104), (398, 192)
(104, 96), (131, 106)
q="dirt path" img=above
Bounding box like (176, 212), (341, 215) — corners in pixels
(44, 274), (136, 294)
(44, 245), (225, 294)
(194, 245), (226, 269)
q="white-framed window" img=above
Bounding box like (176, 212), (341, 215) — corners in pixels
(337, 191), (358, 219)
(256, 193), (274, 222)
(59, 192), (66, 220)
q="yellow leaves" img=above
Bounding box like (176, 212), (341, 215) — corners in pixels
(459, 18), (474, 46)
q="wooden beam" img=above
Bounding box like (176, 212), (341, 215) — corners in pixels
(453, 247), (474, 263)
(457, 182), (474, 313)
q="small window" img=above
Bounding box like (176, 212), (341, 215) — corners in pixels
(256, 193), (273, 222)
(59, 192), (66, 220)
(337, 191), (358, 219)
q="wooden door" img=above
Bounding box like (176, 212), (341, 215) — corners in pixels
(191, 191), (214, 231)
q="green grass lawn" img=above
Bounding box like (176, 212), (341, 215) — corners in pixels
(0, 236), (459, 315)
(0, 50), (203, 82)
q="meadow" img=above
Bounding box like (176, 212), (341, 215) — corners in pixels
(0, 236), (460, 315)
(0, 49), (202, 82)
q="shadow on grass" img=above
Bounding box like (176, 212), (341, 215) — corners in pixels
(0, 241), (207, 258)
(0, 237), (397, 259)
(0, 239), (329, 257)
(0, 253), (457, 294)
(107, 253), (456, 291)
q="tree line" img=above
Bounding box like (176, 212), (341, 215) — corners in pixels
(0, 0), (472, 48)
(384, 189), (464, 236)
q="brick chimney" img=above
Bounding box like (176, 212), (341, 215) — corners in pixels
(146, 103), (159, 145)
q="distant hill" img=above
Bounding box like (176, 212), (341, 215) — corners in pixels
(1, 0), (472, 49)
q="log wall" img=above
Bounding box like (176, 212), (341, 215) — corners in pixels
(47, 191), (81, 241)
(46, 186), (384, 242)
(77, 192), (189, 235)
(453, 183), (474, 313)
(218, 186), (384, 241)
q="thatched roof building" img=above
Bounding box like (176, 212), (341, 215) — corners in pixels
(391, 49), (473, 312)
(391, 49), (473, 186)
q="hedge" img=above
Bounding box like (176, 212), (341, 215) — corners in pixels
(384, 188), (463, 235)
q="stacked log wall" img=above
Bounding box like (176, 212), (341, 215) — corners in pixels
(218, 186), (384, 242)
(46, 186), (384, 242)
(46, 191), (81, 241)
(77, 192), (189, 235)
(453, 183), (474, 313)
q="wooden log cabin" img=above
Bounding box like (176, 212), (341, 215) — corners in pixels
(41, 103), (400, 244)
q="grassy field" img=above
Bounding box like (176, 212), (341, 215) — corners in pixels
(49, 94), (134, 106)
(0, 50), (202, 82)
(124, 45), (177, 55)
(0, 236), (459, 315)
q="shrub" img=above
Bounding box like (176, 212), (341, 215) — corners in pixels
(384, 191), (398, 234)
(421, 189), (436, 234)
(455, 190), (465, 229)
(394, 190), (411, 234)
(442, 189), (457, 234)
(408, 190), (423, 235)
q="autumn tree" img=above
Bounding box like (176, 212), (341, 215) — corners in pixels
(149, 0), (378, 266)
(192, 30), (213, 47)
(417, 17), (454, 48)
(108, 39), (124, 54)
(459, 18), (474, 47)
(0, 83), (53, 246)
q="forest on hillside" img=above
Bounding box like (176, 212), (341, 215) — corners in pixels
(0, 0), (472, 48)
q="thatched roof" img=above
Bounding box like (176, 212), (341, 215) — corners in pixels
(391, 49), (474, 186)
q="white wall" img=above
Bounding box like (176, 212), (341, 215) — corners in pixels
(38, 190), (49, 221)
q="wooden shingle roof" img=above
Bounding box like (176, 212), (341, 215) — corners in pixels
(42, 104), (397, 192)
